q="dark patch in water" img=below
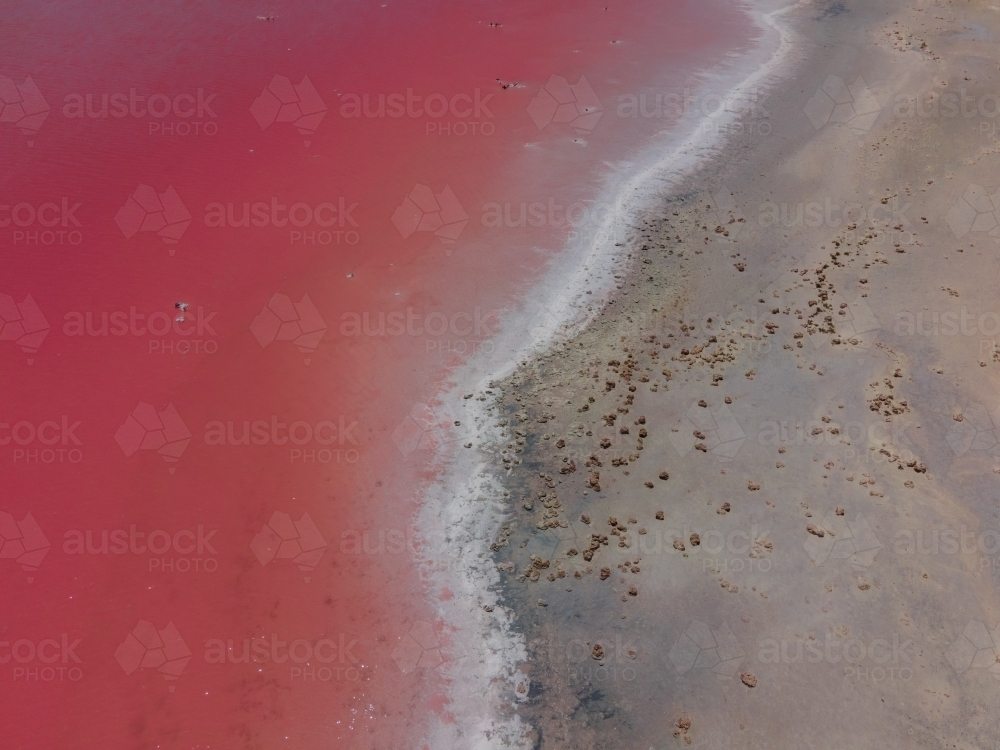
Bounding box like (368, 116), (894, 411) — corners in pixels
(574, 687), (618, 722)
(816, 1), (847, 20)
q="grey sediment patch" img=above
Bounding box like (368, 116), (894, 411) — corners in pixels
(489, 182), (735, 749)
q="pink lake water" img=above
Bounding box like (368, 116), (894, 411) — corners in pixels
(0, 1), (757, 747)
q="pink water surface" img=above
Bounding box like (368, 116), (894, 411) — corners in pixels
(0, 1), (755, 747)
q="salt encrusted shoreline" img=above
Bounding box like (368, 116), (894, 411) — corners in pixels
(413, 2), (802, 747)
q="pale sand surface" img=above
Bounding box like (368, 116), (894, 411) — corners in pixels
(481, 0), (1000, 747)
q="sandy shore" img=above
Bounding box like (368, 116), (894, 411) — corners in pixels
(413, 2), (801, 747)
(435, 0), (1000, 747)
